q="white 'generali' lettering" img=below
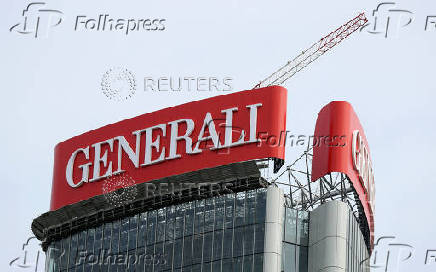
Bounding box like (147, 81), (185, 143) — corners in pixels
(352, 130), (375, 213)
(66, 103), (262, 188)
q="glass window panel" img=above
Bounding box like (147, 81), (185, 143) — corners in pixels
(203, 261), (212, 272)
(94, 225), (103, 255)
(157, 208), (167, 242)
(74, 231), (86, 271)
(120, 218), (129, 253)
(245, 191), (256, 225)
(234, 257), (243, 272)
(222, 228), (233, 259)
(282, 243), (295, 272)
(52, 240), (62, 271)
(175, 205), (185, 239)
(138, 212), (147, 248)
(184, 203), (194, 236)
(203, 232), (213, 263)
(213, 230), (223, 261)
(85, 229), (95, 271)
(299, 246), (308, 272)
(255, 190), (266, 224)
(69, 233), (78, 269)
(128, 216), (138, 251)
(173, 238), (183, 269)
(212, 260), (221, 272)
(108, 260), (117, 272)
(235, 192), (245, 227)
(225, 194), (235, 229)
(116, 251), (127, 272)
(144, 248), (155, 271)
(154, 242), (164, 272)
(296, 211), (309, 246)
(204, 198), (215, 233)
(243, 254), (253, 272)
(60, 237), (70, 271)
(192, 234), (203, 265)
(233, 227), (244, 257)
(103, 223), (112, 251)
(166, 206), (175, 241)
(147, 211), (157, 246)
(222, 258), (233, 271)
(111, 221), (120, 254)
(253, 253), (264, 272)
(78, 230), (86, 254)
(135, 246), (145, 272)
(254, 224), (265, 254)
(215, 196), (225, 230)
(192, 264), (201, 272)
(183, 235), (193, 267)
(285, 208), (297, 244)
(244, 225), (254, 256)
(194, 200), (205, 235)
(164, 240), (174, 271)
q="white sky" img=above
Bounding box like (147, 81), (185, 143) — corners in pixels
(1, 0), (436, 271)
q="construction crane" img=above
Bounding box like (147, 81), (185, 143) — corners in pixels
(254, 13), (368, 89)
(253, 12), (372, 252)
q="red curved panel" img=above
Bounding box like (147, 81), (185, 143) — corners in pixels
(311, 101), (375, 249)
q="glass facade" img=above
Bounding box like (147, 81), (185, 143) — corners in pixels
(281, 207), (309, 272)
(45, 187), (367, 272)
(346, 209), (370, 272)
(46, 188), (268, 272)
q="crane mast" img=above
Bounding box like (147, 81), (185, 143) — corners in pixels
(254, 13), (368, 89)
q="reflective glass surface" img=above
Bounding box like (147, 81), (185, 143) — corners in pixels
(281, 207), (309, 272)
(46, 188), (267, 272)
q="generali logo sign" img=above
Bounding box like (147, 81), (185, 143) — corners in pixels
(311, 101), (375, 249)
(51, 86), (287, 210)
(352, 130), (375, 214)
(66, 103), (263, 188)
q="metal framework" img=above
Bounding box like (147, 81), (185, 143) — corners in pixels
(266, 141), (371, 251)
(253, 13), (368, 89)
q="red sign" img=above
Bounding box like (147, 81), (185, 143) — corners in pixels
(50, 86), (287, 210)
(311, 101), (375, 248)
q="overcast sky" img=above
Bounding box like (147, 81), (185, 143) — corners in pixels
(1, 0), (436, 271)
